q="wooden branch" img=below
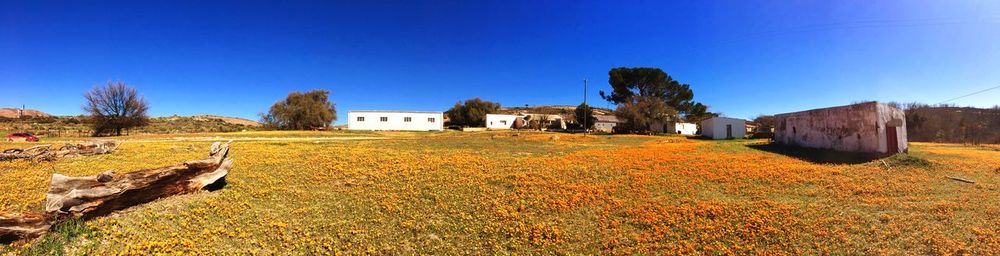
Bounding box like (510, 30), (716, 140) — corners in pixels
(0, 140), (119, 162)
(0, 141), (232, 243)
(946, 176), (976, 184)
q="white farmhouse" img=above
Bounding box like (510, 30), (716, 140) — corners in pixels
(700, 117), (746, 139)
(347, 110), (444, 131)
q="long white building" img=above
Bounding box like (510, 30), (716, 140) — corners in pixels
(347, 110), (444, 131)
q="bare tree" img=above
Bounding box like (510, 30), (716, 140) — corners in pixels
(83, 81), (150, 136)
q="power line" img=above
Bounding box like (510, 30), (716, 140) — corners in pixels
(938, 84), (1000, 104)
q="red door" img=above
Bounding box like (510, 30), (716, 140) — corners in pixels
(886, 126), (898, 155)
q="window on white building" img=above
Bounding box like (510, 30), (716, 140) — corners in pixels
(380, 117), (388, 122)
(404, 117), (412, 122)
(428, 118), (435, 123)
(500, 120), (507, 125)
(357, 116), (364, 122)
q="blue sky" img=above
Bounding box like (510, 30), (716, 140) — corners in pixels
(2, 0), (998, 124)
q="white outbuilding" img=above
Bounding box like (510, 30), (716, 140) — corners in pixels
(347, 110), (444, 131)
(650, 121), (698, 135)
(486, 114), (520, 129)
(486, 113), (566, 130)
(667, 122), (698, 135)
(700, 117), (746, 139)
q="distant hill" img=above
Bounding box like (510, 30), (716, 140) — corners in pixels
(905, 105), (1000, 144)
(0, 108), (50, 118)
(499, 105), (614, 116)
(1, 114), (262, 136)
(192, 115), (261, 127)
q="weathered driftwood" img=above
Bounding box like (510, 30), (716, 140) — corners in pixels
(0, 141), (232, 243)
(0, 213), (52, 244)
(0, 140), (119, 162)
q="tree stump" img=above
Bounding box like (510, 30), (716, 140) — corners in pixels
(0, 141), (233, 243)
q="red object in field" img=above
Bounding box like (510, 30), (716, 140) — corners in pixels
(6, 133), (39, 142)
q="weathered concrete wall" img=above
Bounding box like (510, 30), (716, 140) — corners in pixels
(773, 102), (907, 155)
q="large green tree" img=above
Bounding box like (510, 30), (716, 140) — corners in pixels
(260, 90), (337, 130)
(574, 102), (596, 129)
(445, 98), (501, 127)
(600, 67), (713, 131)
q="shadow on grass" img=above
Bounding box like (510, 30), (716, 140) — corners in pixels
(746, 142), (878, 164)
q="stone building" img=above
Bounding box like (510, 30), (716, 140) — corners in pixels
(593, 115), (622, 133)
(772, 102), (907, 156)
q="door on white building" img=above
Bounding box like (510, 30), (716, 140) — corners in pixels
(726, 124), (732, 139)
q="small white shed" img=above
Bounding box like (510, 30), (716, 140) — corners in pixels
(700, 117), (746, 139)
(486, 114), (519, 129)
(667, 122), (698, 135)
(486, 113), (566, 130)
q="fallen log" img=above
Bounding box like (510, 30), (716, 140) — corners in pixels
(0, 140), (119, 162)
(0, 141), (232, 243)
(55, 140), (119, 158)
(0, 145), (56, 162)
(0, 213), (52, 244)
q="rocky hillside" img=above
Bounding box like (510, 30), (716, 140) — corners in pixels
(191, 115), (261, 127)
(1, 114), (261, 137)
(0, 108), (50, 118)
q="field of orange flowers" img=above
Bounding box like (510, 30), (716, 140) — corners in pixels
(1, 131), (998, 254)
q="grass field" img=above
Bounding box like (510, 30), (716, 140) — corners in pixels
(1, 131), (998, 254)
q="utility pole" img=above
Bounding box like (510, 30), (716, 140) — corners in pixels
(583, 79), (588, 134)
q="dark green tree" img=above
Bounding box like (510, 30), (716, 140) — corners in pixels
(574, 102), (596, 129)
(599, 67), (713, 132)
(260, 90), (337, 130)
(445, 98), (501, 127)
(599, 67), (713, 124)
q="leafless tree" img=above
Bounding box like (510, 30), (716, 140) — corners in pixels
(83, 81), (149, 136)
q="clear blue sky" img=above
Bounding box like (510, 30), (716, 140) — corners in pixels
(2, 0), (998, 124)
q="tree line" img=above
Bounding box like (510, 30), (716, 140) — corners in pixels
(79, 81), (339, 136)
(76, 66), (711, 135)
(890, 102), (1000, 144)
